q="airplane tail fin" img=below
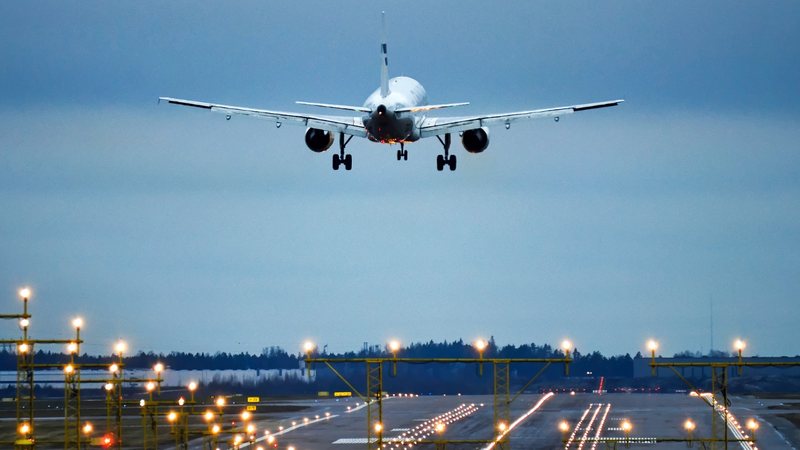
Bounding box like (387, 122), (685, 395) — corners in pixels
(380, 11), (390, 98)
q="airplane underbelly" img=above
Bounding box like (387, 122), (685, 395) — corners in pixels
(365, 116), (417, 143)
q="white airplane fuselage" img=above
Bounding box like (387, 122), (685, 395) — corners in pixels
(362, 76), (427, 143)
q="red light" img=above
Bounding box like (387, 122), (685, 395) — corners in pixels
(101, 433), (115, 448)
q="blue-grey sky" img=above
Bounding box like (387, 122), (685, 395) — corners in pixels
(1, 1), (799, 357)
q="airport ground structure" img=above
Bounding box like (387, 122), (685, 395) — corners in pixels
(2, 289), (799, 449)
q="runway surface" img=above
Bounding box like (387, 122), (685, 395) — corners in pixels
(224, 392), (799, 449)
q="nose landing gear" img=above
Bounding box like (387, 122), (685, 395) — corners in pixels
(435, 133), (457, 171)
(333, 132), (353, 171)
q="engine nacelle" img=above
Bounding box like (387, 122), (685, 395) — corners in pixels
(304, 128), (334, 152)
(461, 127), (490, 153)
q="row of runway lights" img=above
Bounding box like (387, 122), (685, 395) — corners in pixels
(558, 398), (761, 449)
(376, 403), (482, 450)
(697, 392), (760, 449)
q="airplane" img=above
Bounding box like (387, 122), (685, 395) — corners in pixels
(159, 13), (623, 172)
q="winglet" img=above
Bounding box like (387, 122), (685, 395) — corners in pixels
(380, 11), (390, 98)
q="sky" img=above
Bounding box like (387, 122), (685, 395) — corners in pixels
(1, 1), (799, 357)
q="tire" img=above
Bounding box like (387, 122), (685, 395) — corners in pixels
(332, 154), (340, 170)
(403, 151), (408, 161)
(436, 155), (444, 171)
(344, 154), (352, 170)
(449, 154), (457, 171)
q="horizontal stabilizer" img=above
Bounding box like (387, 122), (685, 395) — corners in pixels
(395, 102), (470, 113)
(296, 101), (371, 113)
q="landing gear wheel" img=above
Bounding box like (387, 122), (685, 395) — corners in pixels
(403, 150), (408, 161)
(396, 149), (402, 161)
(448, 154), (457, 171)
(332, 154), (341, 170)
(436, 155), (445, 171)
(344, 154), (353, 170)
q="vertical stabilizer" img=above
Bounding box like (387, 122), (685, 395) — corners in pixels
(380, 12), (390, 98)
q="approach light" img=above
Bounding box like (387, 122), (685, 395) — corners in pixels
(621, 420), (632, 432)
(647, 339), (659, 352)
(109, 363), (119, 374)
(388, 339), (401, 353)
(188, 381), (198, 392)
(246, 423), (256, 434)
(18, 343), (30, 354)
(474, 339), (488, 352)
(746, 419), (759, 431)
(167, 411), (177, 423)
(734, 339), (746, 352)
(374, 422), (383, 433)
(215, 397), (226, 408)
(497, 421), (508, 432)
(114, 340), (127, 356)
(153, 362), (164, 374)
(211, 424), (221, 434)
(104, 383), (114, 391)
(139, 399), (146, 407)
(435, 422), (445, 434)
(82, 422), (93, 435)
(18, 287), (31, 299)
(19, 422), (31, 435)
(241, 411), (252, 422)
(145, 381), (156, 392)
(303, 340), (316, 353)
(19, 318), (30, 329)
(72, 317), (83, 329)
(64, 364), (75, 375)
(559, 420), (570, 433)
(684, 419), (696, 431)
(204, 410), (214, 422)
(561, 339), (573, 353)
(178, 397), (185, 406)
(67, 342), (78, 354)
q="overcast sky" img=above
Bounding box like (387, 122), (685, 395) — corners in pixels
(1, 1), (798, 357)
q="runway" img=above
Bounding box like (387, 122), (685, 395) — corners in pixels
(219, 392), (798, 449)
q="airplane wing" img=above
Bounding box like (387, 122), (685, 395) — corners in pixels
(418, 99), (623, 138)
(159, 97), (368, 138)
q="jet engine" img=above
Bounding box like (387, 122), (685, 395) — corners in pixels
(461, 127), (490, 153)
(304, 128), (334, 152)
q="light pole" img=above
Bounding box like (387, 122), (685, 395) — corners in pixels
(559, 420), (570, 445)
(647, 339), (659, 376)
(561, 339), (573, 376)
(746, 418), (759, 442)
(621, 419), (632, 448)
(303, 340), (316, 377)
(388, 339), (401, 376)
(683, 419), (695, 447)
(434, 422), (446, 450)
(474, 339), (487, 376)
(734, 339), (746, 375)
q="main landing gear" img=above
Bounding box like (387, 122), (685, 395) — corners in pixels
(436, 133), (457, 171)
(332, 132), (353, 171)
(396, 142), (408, 161)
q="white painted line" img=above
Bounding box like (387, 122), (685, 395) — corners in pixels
(239, 415), (338, 448)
